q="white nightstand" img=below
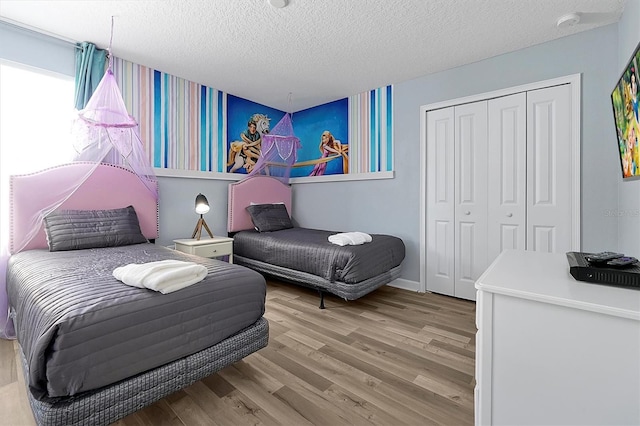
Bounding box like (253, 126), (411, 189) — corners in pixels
(173, 237), (234, 263)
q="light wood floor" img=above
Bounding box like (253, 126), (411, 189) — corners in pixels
(0, 280), (477, 426)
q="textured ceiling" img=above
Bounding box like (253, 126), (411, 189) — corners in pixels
(0, 0), (627, 111)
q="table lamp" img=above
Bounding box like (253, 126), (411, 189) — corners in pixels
(192, 193), (213, 240)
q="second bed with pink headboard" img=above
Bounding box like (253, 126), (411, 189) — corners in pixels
(227, 175), (406, 308)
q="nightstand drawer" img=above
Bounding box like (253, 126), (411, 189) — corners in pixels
(173, 237), (234, 263)
(191, 241), (233, 258)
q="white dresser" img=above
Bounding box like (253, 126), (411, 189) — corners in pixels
(475, 250), (640, 426)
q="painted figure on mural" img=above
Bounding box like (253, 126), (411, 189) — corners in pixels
(240, 120), (261, 170)
(227, 113), (271, 173)
(309, 130), (349, 176)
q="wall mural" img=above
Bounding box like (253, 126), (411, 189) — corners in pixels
(226, 95), (285, 175)
(227, 96), (350, 177)
(288, 99), (349, 178)
(113, 57), (392, 178)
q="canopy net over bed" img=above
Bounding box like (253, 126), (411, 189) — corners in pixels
(72, 67), (158, 197)
(14, 63), (158, 256)
(247, 113), (301, 183)
(1, 56), (157, 339)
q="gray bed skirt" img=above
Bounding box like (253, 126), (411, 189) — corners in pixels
(21, 317), (269, 426)
(235, 255), (402, 300)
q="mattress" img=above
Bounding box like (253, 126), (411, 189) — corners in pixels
(232, 227), (405, 283)
(6, 243), (266, 400)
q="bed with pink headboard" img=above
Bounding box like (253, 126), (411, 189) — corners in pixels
(227, 175), (406, 308)
(228, 175), (293, 234)
(6, 162), (268, 426)
(10, 162), (159, 252)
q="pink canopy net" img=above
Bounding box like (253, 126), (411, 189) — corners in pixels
(70, 19), (155, 196)
(10, 57), (158, 259)
(72, 67), (158, 198)
(247, 113), (301, 183)
(12, 64), (159, 253)
(7, 62), (157, 258)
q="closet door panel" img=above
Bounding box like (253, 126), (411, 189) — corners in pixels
(427, 108), (455, 296)
(455, 102), (487, 301)
(487, 93), (526, 262)
(532, 226), (555, 252)
(459, 222), (477, 281)
(527, 85), (572, 253)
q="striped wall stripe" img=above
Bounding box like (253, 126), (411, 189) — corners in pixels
(379, 88), (384, 170)
(374, 88), (380, 172)
(370, 89), (375, 172)
(153, 70), (162, 168)
(386, 84), (393, 171)
(200, 86), (206, 171)
(217, 93), (226, 173)
(163, 74), (169, 168)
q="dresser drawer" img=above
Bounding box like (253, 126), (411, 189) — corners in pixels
(190, 241), (233, 258)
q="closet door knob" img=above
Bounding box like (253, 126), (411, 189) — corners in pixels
(506, 213), (513, 217)
(464, 211), (471, 215)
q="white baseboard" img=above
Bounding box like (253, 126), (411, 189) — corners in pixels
(387, 277), (421, 292)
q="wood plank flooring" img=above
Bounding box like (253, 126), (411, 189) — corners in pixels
(0, 280), (477, 425)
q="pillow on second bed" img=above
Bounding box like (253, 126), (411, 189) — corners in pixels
(44, 205), (148, 251)
(246, 203), (293, 232)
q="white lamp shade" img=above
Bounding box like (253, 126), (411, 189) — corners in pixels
(195, 193), (210, 214)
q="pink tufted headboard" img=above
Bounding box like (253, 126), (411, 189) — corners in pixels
(227, 176), (292, 233)
(10, 162), (159, 253)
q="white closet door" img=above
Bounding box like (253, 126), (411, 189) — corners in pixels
(487, 93), (527, 262)
(527, 84), (573, 253)
(426, 108), (455, 296)
(454, 102), (488, 300)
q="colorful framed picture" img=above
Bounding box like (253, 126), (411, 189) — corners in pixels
(611, 40), (640, 180)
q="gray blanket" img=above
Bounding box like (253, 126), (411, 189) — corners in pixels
(232, 228), (405, 283)
(7, 243), (266, 400)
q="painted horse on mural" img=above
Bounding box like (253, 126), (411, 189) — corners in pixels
(228, 113), (271, 173)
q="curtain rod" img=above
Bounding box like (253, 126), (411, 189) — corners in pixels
(0, 17), (81, 49)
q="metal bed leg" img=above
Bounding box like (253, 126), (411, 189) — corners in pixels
(318, 290), (325, 309)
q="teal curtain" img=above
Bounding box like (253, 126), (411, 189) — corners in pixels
(74, 42), (107, 110)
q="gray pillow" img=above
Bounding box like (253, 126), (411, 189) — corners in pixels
(44, 205), (148, 251)
(246, 203), (293, 232)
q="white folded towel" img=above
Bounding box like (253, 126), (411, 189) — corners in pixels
(328, 231), (373, 246)
(113, 259), (208, 294)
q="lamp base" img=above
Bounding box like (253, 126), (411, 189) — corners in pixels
(192, 217), (214, 240)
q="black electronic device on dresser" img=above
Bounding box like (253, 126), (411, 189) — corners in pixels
(566, 251), (640, 289)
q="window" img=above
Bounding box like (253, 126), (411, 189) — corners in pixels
(0, 61), (75, 176)
(0, 61), (75, 251)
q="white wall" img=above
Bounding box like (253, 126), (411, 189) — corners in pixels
(617, 0), (640, 255)
(157, 176), (232, 245)
(294, 24), (621, 285)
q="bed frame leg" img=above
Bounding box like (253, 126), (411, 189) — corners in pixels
(318, 290), (325, 309)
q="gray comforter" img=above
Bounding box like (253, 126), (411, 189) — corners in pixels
(232, 228), (405, 283)
(6, 243), (266, 400)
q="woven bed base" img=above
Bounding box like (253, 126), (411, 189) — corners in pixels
(234, 255), (402, 300)
(20, 317), (269, 426)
